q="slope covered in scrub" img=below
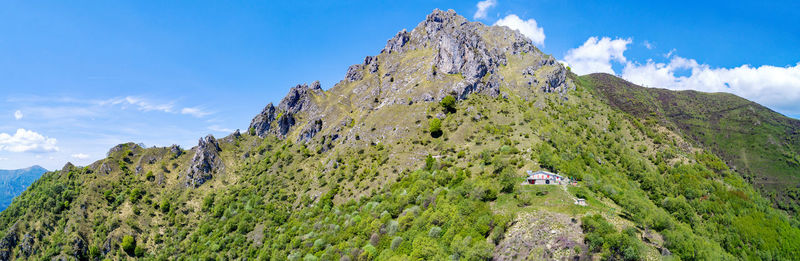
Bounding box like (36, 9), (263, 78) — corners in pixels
(0, 9), (798, 261)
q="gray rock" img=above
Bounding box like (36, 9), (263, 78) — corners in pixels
(298, 118), (324, 143)
(20, 233), (33, 257)
(276, 112), (296, 137)
(169, 144), (183, 158)
(365, 56), (379, 73)
(278, 83), (323, 114)
(70, 234), (87, 259)
(382, 29), (410, 54)
(184, 135), (224, 188)
(345, 64), (364, 82)
(249, 103), (277, 138)
(0, 223), (19, 260)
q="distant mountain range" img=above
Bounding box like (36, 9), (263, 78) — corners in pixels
(0, 165), (48, 211)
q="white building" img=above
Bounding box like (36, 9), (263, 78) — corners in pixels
(525, 170), (565, 185)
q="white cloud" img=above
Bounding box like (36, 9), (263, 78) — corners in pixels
(474, 0), (497, 20)
(563, 36), (632, 75)
(208, 125), (234, 133)
(71, 153), (89, 159)
(494, 14), (545, 46)
(182, 107), (212, 118)
(622, 58), (800, 115)
(0, 129), (59, 153)
(563, 35), (800, 116)
(0, 157), (8, 161)
(14, 110), (23, 120)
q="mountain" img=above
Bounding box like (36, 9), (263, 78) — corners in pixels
(0, 165), (48, 211)
(1, 9), (799, 260)
(581, 73), (800, 216)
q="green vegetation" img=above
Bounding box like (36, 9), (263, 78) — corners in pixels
(0, 14), (798, 260)
(582, 73), (800, 220)
(440, 95), (456, 113)
(429, 118), (442, 138)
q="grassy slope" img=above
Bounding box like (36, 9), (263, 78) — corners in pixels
(1, 74), (799, 260)
(581, 73), (800, 215)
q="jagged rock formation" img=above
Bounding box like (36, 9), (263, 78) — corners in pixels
(184, 135), (223, 188)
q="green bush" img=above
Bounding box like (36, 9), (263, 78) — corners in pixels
(429, 118), (442, 138)
(121, 235), (136, 256)
(440, 95), (456, 113)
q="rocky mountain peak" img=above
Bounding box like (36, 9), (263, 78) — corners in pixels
(248, 9), (573, 143)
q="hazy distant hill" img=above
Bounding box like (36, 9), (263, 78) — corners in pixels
(0, 165), (47, 211)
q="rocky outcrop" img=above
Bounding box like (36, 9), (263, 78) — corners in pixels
(278, 82), (323, 114)
(70, 234), (87, 259)
(170, 144), (183, 158)
(494, 211), (585, 260)
(184, 135), (223, 188)
(380, 9), (540, 101)
(345, 65), (364, 82)
(276, 113), (296, 137)
(0, 222), (19, 260)
(299, 118), (324, 143)
(249, 103), (277, 138)
(250, 82), (322, 139)
(19, 233), (33, 257)
(383, 29), (410, 54)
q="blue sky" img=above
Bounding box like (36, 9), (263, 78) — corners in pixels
(1, 0), (798, 170)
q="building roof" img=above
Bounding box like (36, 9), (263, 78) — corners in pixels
(526, 170), (565, 179)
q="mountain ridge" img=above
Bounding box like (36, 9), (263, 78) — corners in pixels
(0, 9), (798, 260)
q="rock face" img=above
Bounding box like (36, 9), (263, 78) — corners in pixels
(246, 9), (573, 144)
(249, 103), (277, 138)
(0, 223), (19, 260)
(278, 82), (323, 114)
(249, 81), (323, 138)
(170, 144), (183, 158)
(299, 119), (324, 143)
(70, 234), (87, 259)
(184, 135), (224, 188)
(19, 233), (34, 257)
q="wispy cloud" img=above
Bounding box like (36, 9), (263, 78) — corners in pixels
(71, 153), (89, 159)
(0, 129), (59, 153)
(474, 0), (497, 20)
(99, 96), (175, 113)
(208, 125), (234, 133)
(181, 107), (212, 118)
(14, 110), (23, 120)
